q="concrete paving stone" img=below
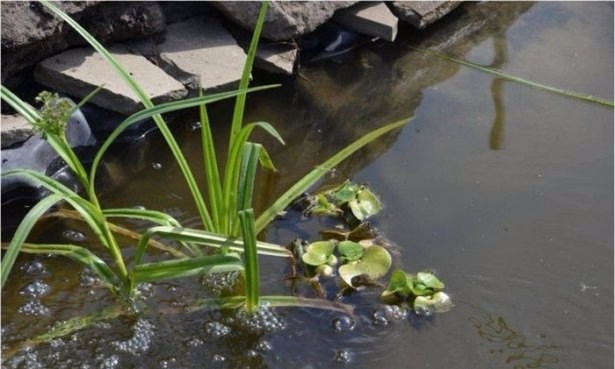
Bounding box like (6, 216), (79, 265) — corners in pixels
(1, 114), (33, 149)
(33, 45), (188, 116)
(334, 2), (399, 42)
(155, 16), (249, 90)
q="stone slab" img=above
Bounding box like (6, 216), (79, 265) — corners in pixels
(334, 2), (399, 42)
(33, 45), (188, 116)
(1, 114), (33, 149)
(155, 16), (248, 90)
(255, 42), (298, 75)
(390, 1), (462, 29)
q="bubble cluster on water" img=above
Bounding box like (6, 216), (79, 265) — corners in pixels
(5, 348), (44, 369)
(21, 260), (49, 276)
(228, 305), (285, 334)
(100, 354), (120, 369)
(190, 121), (202, 130)
(185, 337), (204, 347)
(331, 315), (356, 333)
(111, 319), (155, 355)
(79, 268), (102, 287)
(204, 321), (232, 338)
(18, 299), (50, 316)
(255, 339), (273, 352)
(151, 162), (163, 170)
(159, 357), (177, 368)
(200, 271), (240, 294)
(136, 282), (154, 299)
(371, 304), (408, 326)
(62, 229), (86, 242)
(333, 349), (352, 364)
(19, 280), (50, 298)
(212, 354), (226, 362)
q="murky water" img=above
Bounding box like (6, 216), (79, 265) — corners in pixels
(2, 2), (613, 368)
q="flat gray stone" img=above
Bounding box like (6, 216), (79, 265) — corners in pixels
(334, 2), (398, 42)
(390, 1), (461, 29)
(256, 42), (298, 75)
(33, 45), (187, 116)
(1, 114), (33, 149)
(155, 17), (248, 90)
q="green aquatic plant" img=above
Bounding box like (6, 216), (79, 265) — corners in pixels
(2, 0), (410, 311)
(305, 180), (384, 222)
(381, 269), (453, 314)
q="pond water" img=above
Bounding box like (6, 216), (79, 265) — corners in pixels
(2, 2), (613, 368)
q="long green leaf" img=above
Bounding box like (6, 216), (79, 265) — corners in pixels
(2, 169), (128, 279)
(1, 194), (64, 289)
(237, 143), (261, 215)
(222, 1), (270, 234)
(221, 122), (284, 234)
(238, 209), (260, 313)
(103, 208), (182, 227)
(229, 1), (269, 148)
(41, 208), (190, 259)
(132, 254), (243, 283)
(410, 46), (614, 108)
(0, 84), (41, 123)
(198, 85), (223, 232)
(255, 117), (411, 232)
(87, 86), (278, 198)
(40, 0), (213, 231)
(17, 243), (120, 288)
(134, 226), (291, 266)
(189, 295), (355, 316)
(2, 305), (126, 360)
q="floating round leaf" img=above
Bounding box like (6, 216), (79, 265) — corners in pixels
(333, 181), (360, 204)
(413, 292), (453, 315)
(348, 187), (383, 221)
(337, 240), (364, 262)
(338, 245), (391, 288)
(301, 240), (336, 266)
(381, 269), (412, 298)
(416, 271), (445, 290)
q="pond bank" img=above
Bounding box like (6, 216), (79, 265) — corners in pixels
(1, 1), (461, 146)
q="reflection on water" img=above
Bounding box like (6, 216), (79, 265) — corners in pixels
(488, 30), (509, 150)
(2, 2), (613, 368)
(467, 303), (561, 369)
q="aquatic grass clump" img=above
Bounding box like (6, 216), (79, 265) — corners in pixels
(2, 0), (410, 312)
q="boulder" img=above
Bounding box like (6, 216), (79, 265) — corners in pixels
(1, 1), (166, 83)
(389, 1), (462, 29)
(212, 1), (357, 41)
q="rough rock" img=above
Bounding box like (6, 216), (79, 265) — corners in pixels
(389, 1), (462, 29)
(212, 1), (357, 41)
(33, 45), (188, 115)
(139, 17), (248, 91)
(334, 2), (398, 42)
(1, 1), (166, 83)
(1, 114), (34, 149)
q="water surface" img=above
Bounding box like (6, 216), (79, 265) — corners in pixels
(2, 2), (612, 368)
